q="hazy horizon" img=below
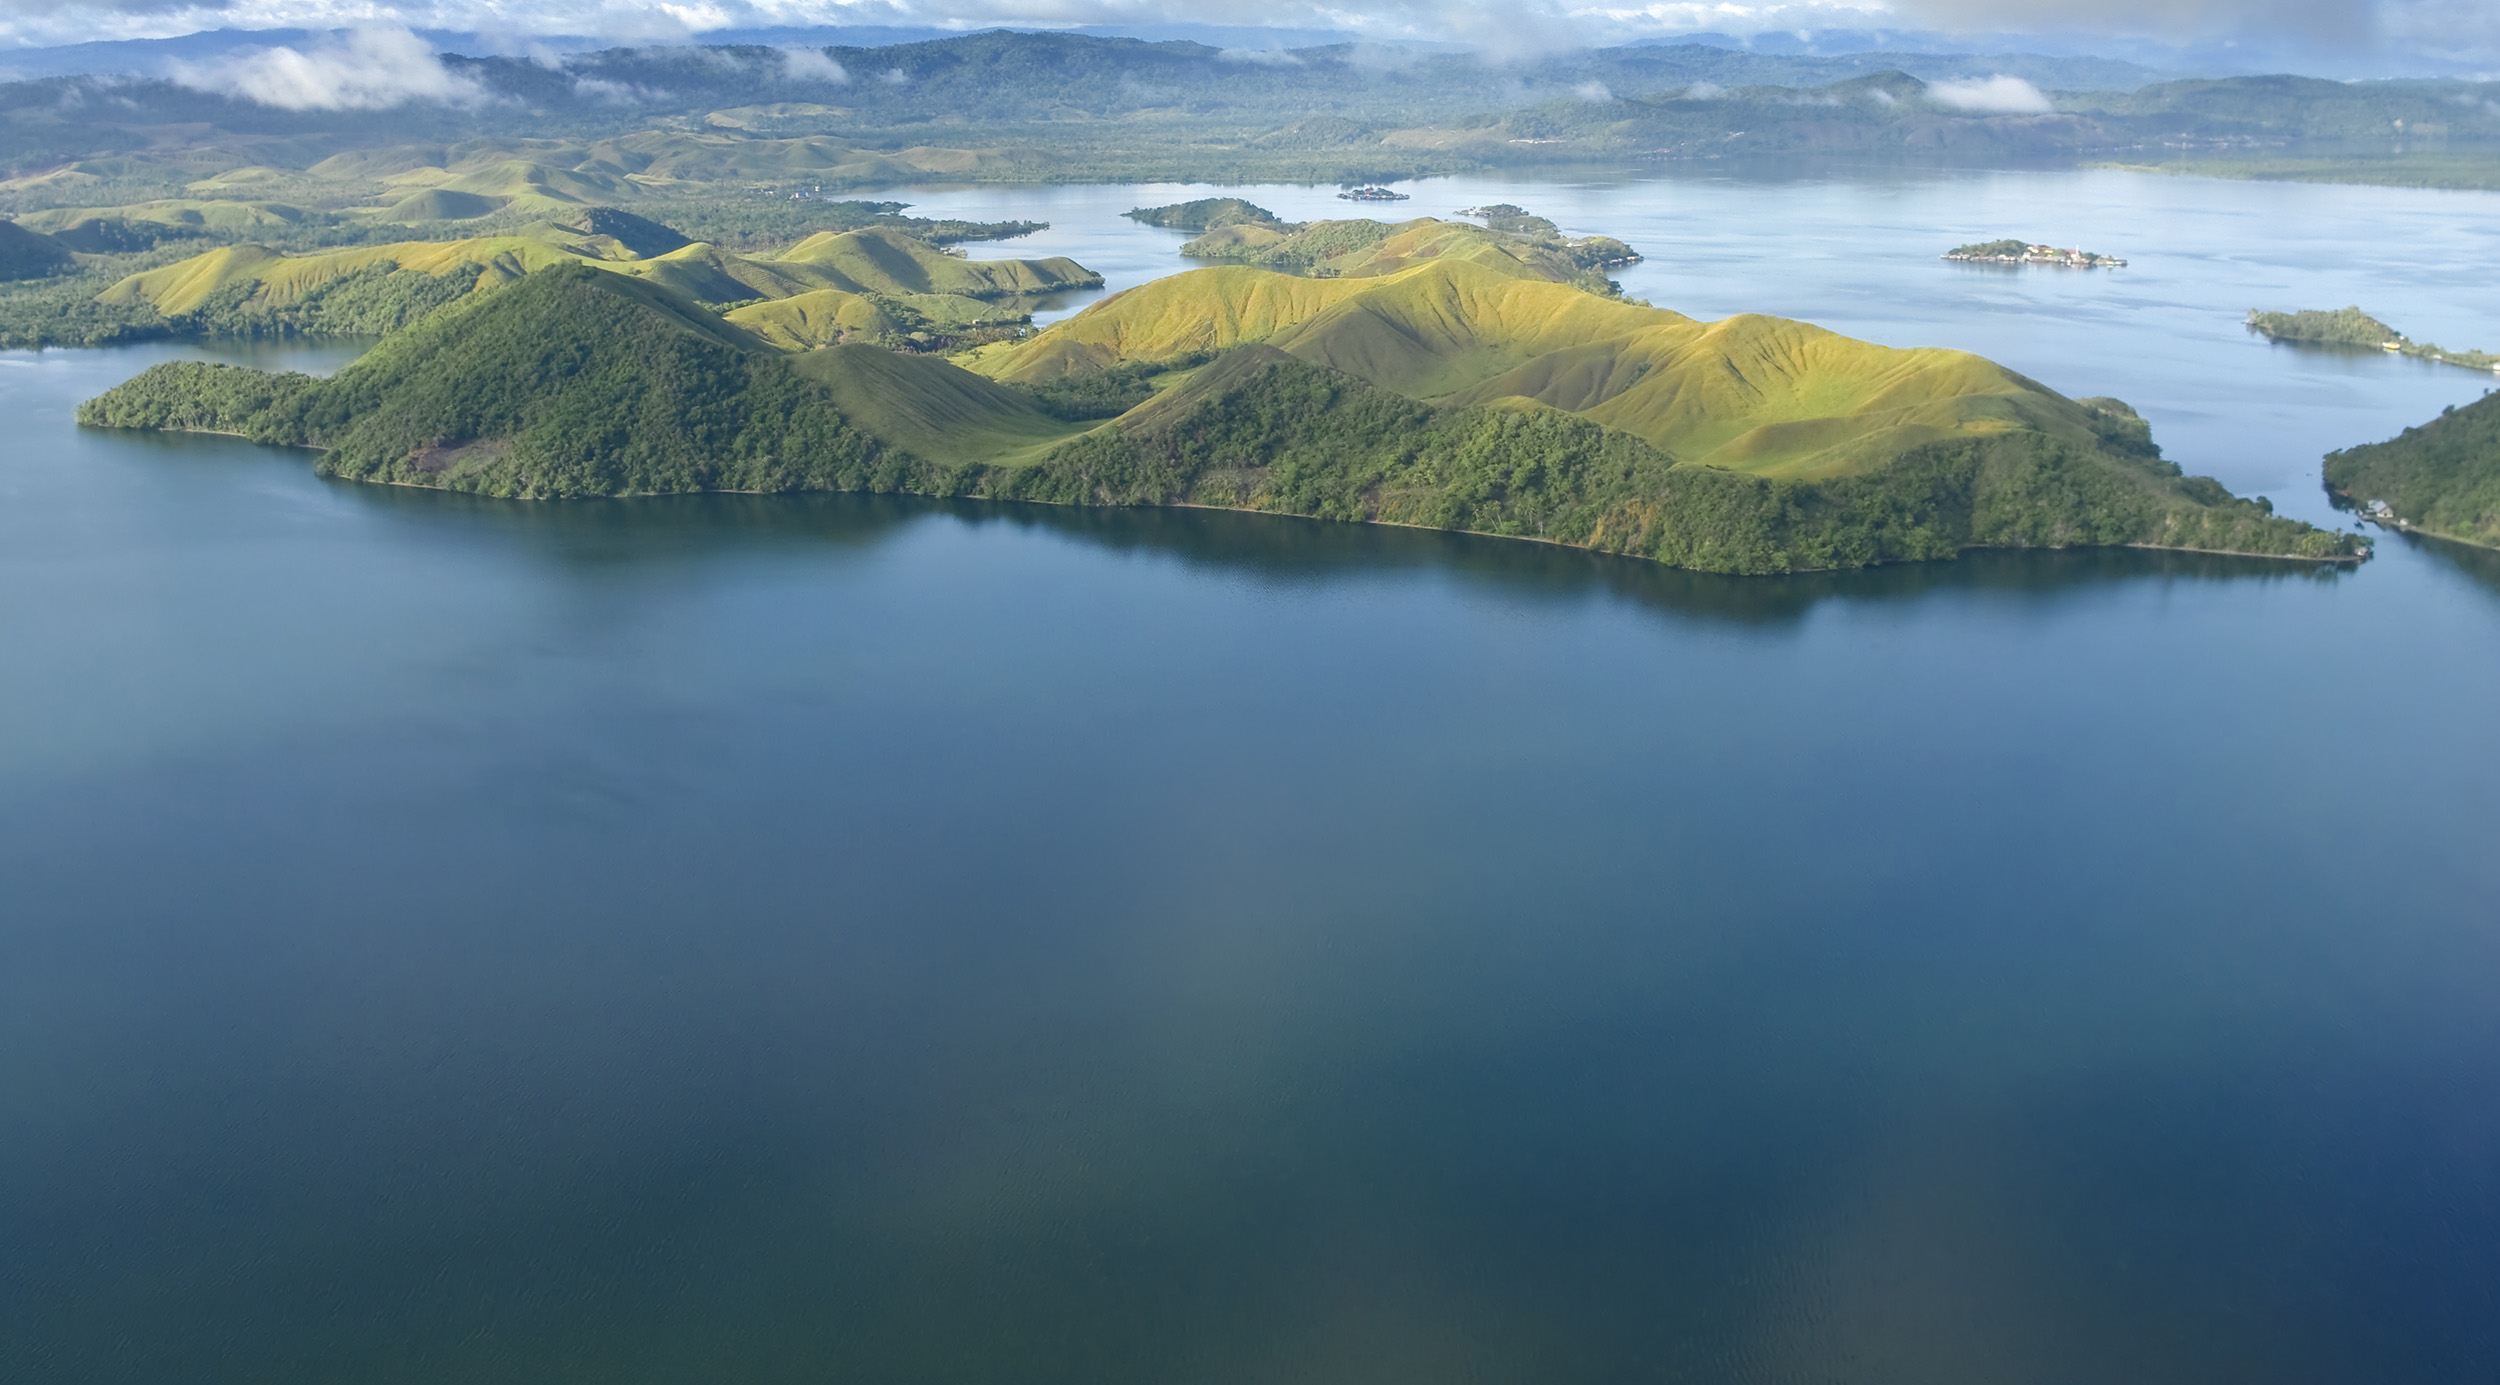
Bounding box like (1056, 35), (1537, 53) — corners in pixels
(2, 0), (2495, 80)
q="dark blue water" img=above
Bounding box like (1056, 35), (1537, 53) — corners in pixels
(5, 169), (2500, 1383)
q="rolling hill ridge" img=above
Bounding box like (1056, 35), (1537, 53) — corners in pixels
(78, 259), (2362, 571)
(82, 221), (1099, 347)
(967, 258), (2154, 480)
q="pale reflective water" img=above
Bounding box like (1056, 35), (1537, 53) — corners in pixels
(916, 165), (2500, 526)
(2, 167), (2497, 1384)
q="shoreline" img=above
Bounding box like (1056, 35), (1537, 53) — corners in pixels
(96, 422), (2362, 573)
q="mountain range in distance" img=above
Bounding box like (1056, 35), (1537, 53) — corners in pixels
(4, 21), (2481, 84)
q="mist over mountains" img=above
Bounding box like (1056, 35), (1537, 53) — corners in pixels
(2, 1), (2496, 83)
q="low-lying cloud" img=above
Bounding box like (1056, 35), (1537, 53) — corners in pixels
(1925, 74), (2053, 113)
(8, 0), (2496, 76)
(779, 46), (847, 81)
(572, 75), (671, 102)
(166, 27), (490, 109)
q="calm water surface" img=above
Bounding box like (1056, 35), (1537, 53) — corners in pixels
(2, 167), (2497, 1384)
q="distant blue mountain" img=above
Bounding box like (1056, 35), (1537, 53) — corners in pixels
(0, 20), (2477, 85)
(1631, 27), (2492, 81)
(0, 23), (1390, 82)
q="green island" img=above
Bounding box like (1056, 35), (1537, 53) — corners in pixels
(2323, 390), (2500, 548)
(1137, 200), (1640, 296)
(1944, 240), (2127, 267)
(1121, 199), (1283, 233)
(75, 204), (2360, 574)
(2248, 307), (2500, 375)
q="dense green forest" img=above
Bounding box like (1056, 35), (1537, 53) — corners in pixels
(1026, 348), (2350, 570)
(2098, 150), (2500, 193)
(2324, 391), (2500, 548)
(81, 261), (2360, 571)
(2248, 306), (2407, 347)
(0, 243), (196, 346)
(1124, 199), (1283, 232)
(84, 267), (882, 494)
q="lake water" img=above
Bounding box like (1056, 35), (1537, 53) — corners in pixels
(3, 167), (2498, 1384)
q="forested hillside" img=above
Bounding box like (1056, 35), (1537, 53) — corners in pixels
(80, 257), (2360, 570)
(2325, 391), (2500, 548)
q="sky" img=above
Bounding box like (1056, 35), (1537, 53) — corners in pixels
(0, 0), (2493, 68)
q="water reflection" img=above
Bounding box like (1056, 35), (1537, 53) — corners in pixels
(333, 479), (2361, 627)
(2390, 528), (2500, 594)
(12, 178), (2499, 1384)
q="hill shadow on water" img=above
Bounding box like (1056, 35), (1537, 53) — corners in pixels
(2388, 527), (2500, 597)
(333, 479), (2362, 628)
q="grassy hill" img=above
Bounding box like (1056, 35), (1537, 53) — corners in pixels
(771, 226), (1094, 298)
(85, 222), (1098, 341)
(1177, 216), (1634, 294)
(788, 343), (1086, 465)
(1021, 349), (2351, 570)
(727, 287), (1029, 352)
(959, 266), (1381, 378)
(17, 198), (323, 240)
(966, 258), (2156, 479)
(2323, 392), (2500, 548)
(725, 290), (907, 349)
(78, 259), (2360, 570)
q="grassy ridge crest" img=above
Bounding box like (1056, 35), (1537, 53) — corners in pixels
(88, 223), (1100, 334)
(77, 261), (2362, 570)
(972, 258), (2169, 479)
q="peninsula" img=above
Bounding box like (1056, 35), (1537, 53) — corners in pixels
(2324, 390), (2500, 548)
(78, 215), (2360, 574)
(2249, 307), (2500, 376)
(1945, 239), (2127, 267)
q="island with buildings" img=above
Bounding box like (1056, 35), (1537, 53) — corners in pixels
(1945, 239), (2127, 267)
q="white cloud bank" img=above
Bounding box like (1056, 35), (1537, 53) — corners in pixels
(166, 27), (490, 108)
(779, 44), (847, 79)
(4, 0), (2494, 72)
(1924, 74), (2053, 112)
